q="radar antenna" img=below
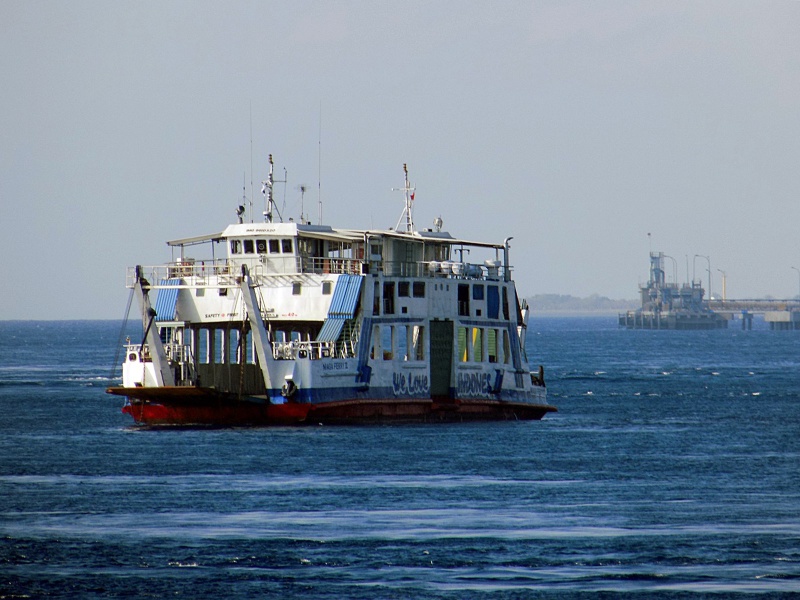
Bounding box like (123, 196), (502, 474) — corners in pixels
(392, 163), (416, 233)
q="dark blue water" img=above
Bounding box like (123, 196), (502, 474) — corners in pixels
(2, 318), (799, 598)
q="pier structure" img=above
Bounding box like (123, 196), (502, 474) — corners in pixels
(619, 252), (727, 330)
(620, 250), (800, 331)
(708, 299), (800, 330)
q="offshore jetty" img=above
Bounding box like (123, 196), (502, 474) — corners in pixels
(619, 251), (727, 330)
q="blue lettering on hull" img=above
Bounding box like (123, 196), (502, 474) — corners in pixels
(457, 372), (493, 397)
(392, 372), (430, 396)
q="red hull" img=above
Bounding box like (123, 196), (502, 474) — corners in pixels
(109, 386), (556, 426)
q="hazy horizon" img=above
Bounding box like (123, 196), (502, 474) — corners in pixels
(3, 1), (799, 319)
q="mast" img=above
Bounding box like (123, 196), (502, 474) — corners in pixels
(262, 154), (275, 223)
(261, 154), (285, 223)
(393, 163), (416, 233)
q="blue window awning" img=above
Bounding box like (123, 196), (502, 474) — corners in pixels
(154, 279), (182, 321)
(315, 275), (363, 342)
(328, 275), (363, 318)
(317, 318), (346, 342)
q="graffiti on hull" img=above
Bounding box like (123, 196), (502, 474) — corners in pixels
(392, 372), (429, 396)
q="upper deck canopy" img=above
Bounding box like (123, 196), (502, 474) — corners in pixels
(166, 221), (504, 251)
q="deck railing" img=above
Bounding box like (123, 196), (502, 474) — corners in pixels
(127, 258), (507, 287)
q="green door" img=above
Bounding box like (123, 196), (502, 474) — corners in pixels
(430, 320), (453, 399)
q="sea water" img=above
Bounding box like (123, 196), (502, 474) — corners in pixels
(1, 318), (799, 598)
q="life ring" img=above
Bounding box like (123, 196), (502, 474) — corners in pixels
(281, 380), (297, 398)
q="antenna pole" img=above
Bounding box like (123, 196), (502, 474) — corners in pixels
(249, 103), (254, 222)
(299, 185), (307, 223)
(317, 101), (322, 225)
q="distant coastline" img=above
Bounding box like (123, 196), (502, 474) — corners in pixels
(527, 294), (638, 315)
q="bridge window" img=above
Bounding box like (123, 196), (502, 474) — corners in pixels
(398, 281), (410, 297)
(230, 240), (242, 254)
(473, 284), (484, 300)
(244, 239), (255, 254)
(269, 239), (280, 254)
(282, 239), (293, 253)
(413, 282), (425, 298)
(256, 239), (267, 254)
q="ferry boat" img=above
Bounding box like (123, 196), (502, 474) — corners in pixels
(107, 158), (555, 425)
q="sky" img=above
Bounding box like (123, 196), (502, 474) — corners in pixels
(2, 0), (800, 319)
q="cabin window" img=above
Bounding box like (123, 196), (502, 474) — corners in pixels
(458, 284), (470, 316)
(487, 285), (500, 319)
(292, 282), (302, 295)
(397, 325), (408, 360)
(212, 329), (222, 364)
(473, 284), (484, 300)
(269, 239), (280, 254)
(256, 239), (268, 254)
(370, 324), (380, 359)
(382, 325), (393, 360)
(230, 240), (242, 254)
(282, 239), (293, 254)
(229, 330), (240, 364)
(413, 281), (425, 298)
(458, 327), (468, 362)
(383, 282), (395, 314)
(322, 281), (332, 295)
(411, 325), (425, 361)
(198, 328), (209, 364)
(243, 330), (253, 364)
(398, 281), (410, 297)
(244, 239), (255, 254)
(487, 329), (498, 363)
(195, 288), (205, 297)
(369, 282), (379, 316)
(502, 287), (510, 320)
(502, 329), (511, 364)
(472, 327), (483, 362)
